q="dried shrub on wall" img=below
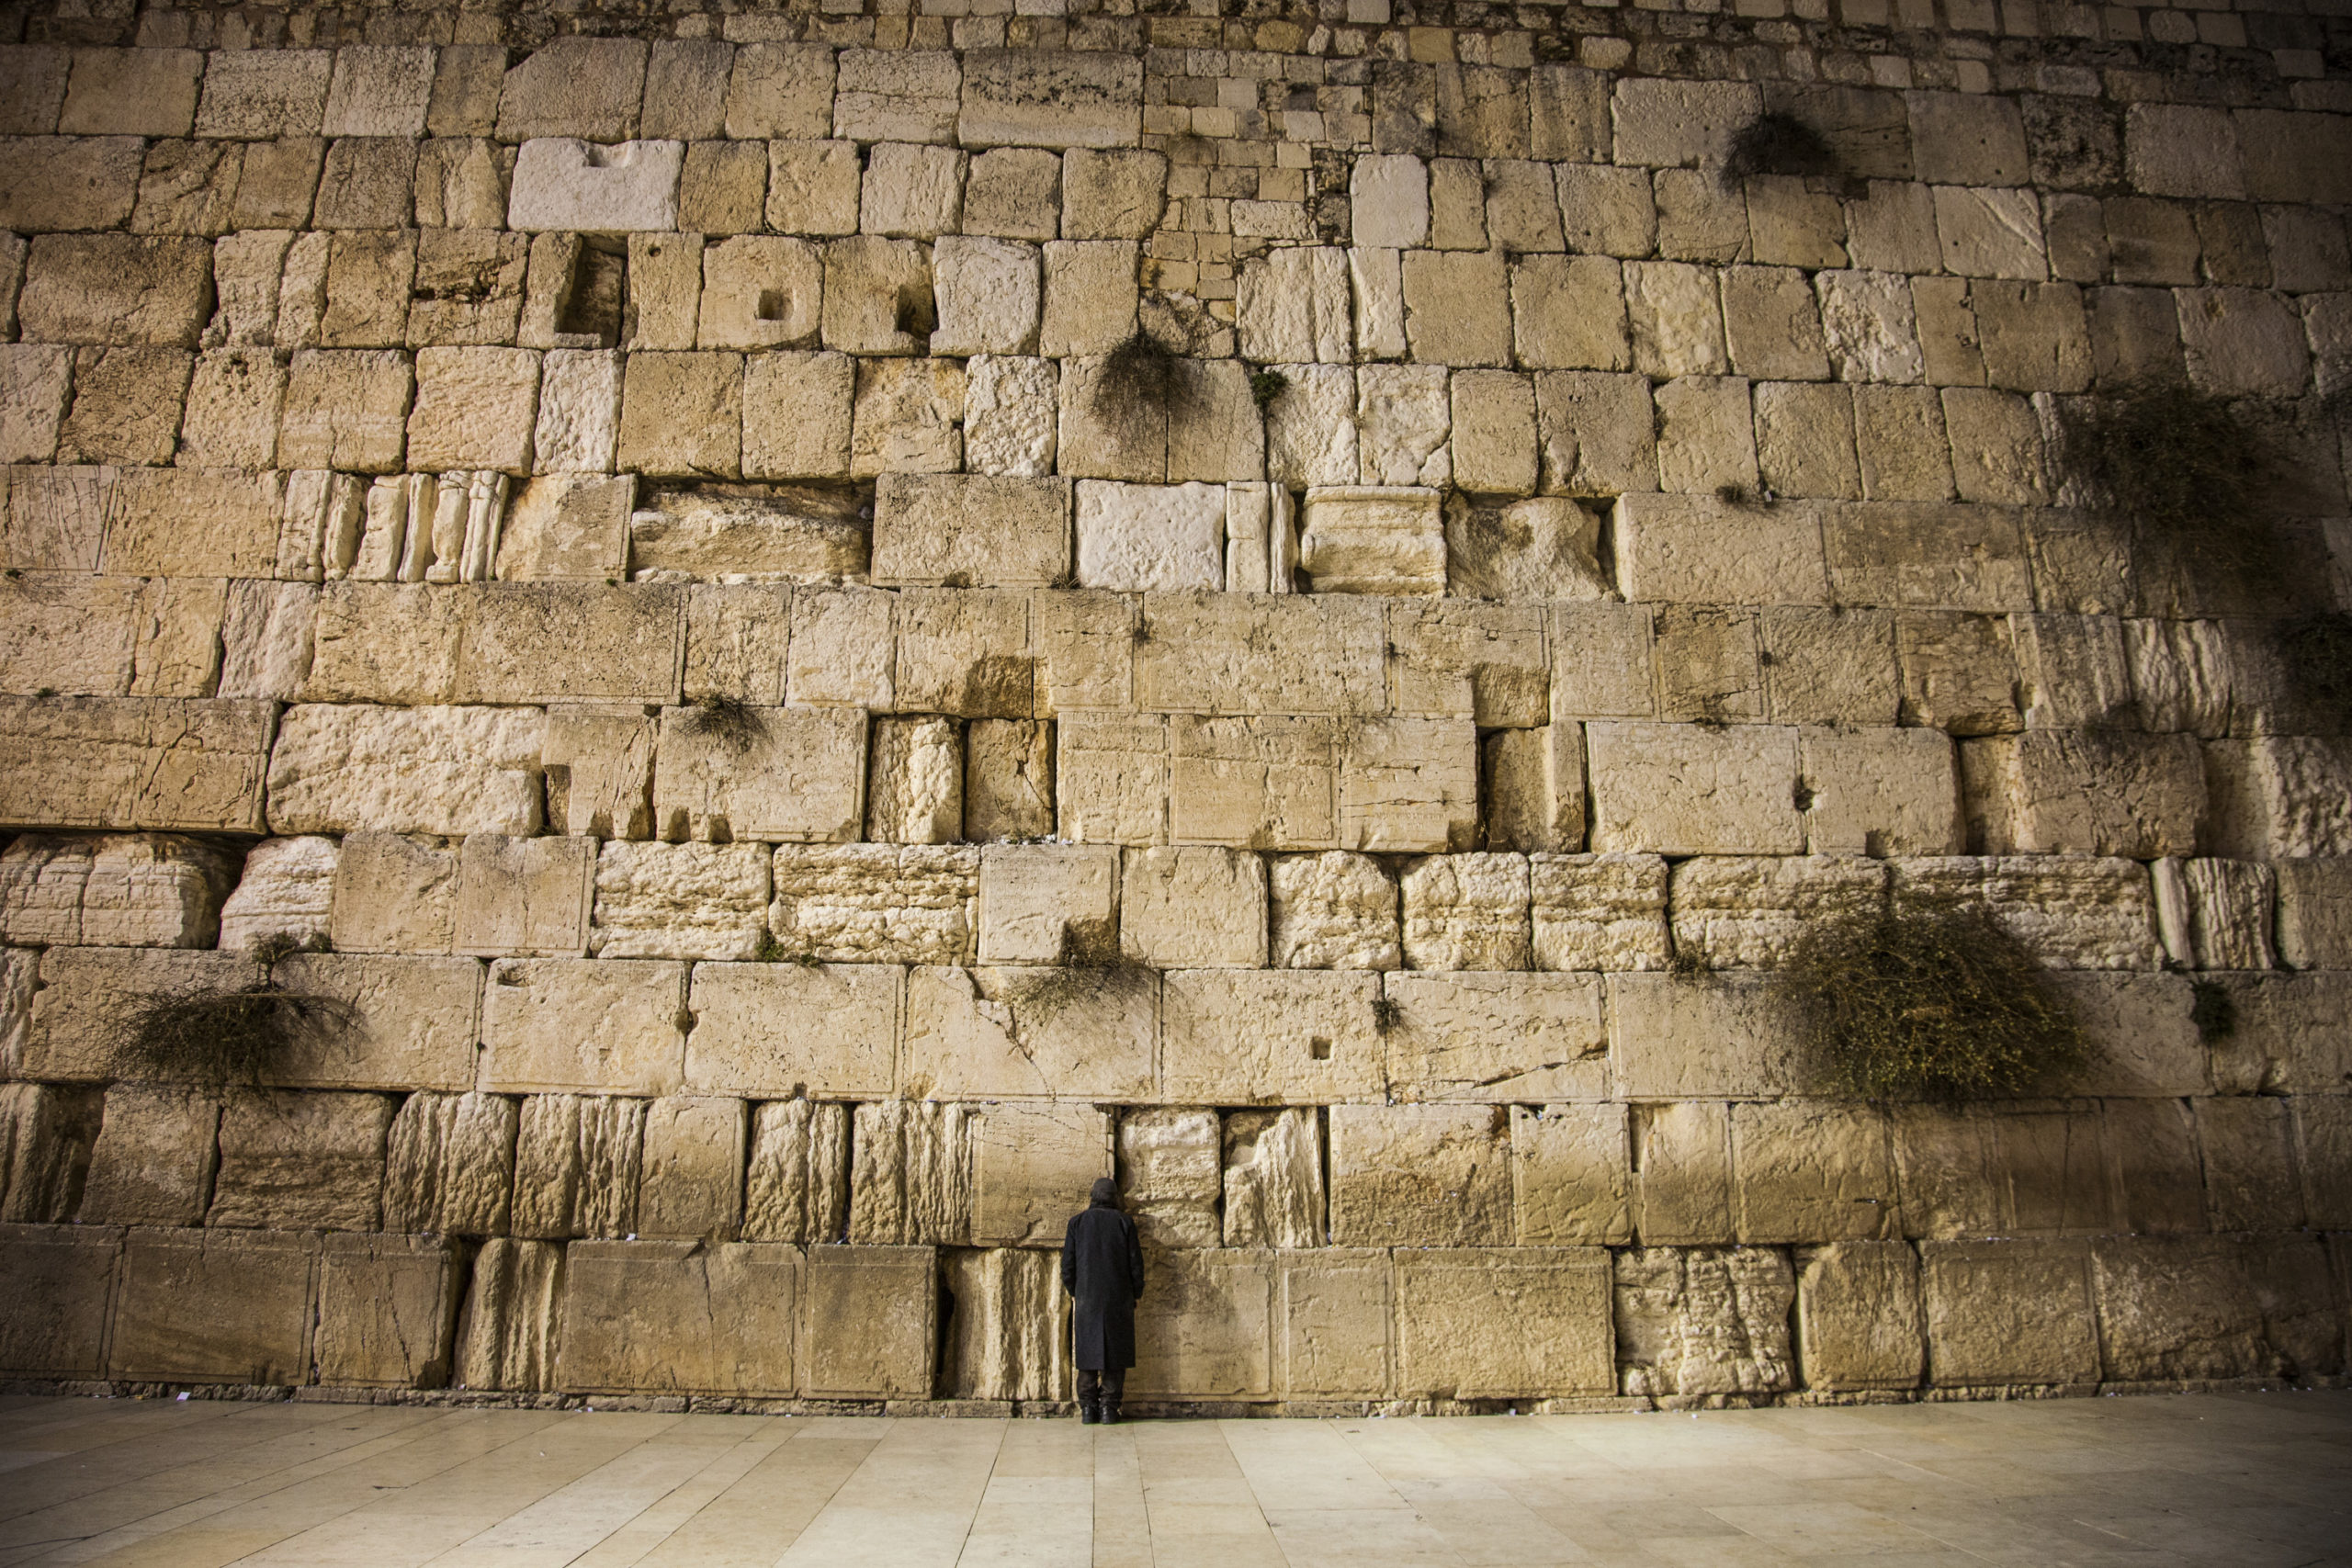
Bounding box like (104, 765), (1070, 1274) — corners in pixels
(2277, 611), (2352, 729)
(1720, 112), (1844, 187)
(114, 937), (355, 1090)
(1001, 926), (1157, 1032)
(2052, 382), (2277, 576)
(1772, 900), (2086, 1100)
(1095, 330), (1196, 422)
(679, 692), (767, 751)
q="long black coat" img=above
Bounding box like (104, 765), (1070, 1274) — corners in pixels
(1060, 1201), (1144, 1371)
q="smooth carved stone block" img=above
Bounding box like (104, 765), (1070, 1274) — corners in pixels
(315, 1233), (464, 1389)
(1270, 852), (1400, 971)
(383, 1090), (516, 1236)
(1120, 846), (1267, 969)
(209, 1089), (393, 1232)
(1136, 593), (1385, 716)
(560, 1239), (799, 1395)
(1339, 716), (1480, 854)
(1614, 1247), (1795, 1398)
(654, 705), (865, 844)
(21, 947), (252, 1081)
(800, 1245), (936, 1399)
(972, 1102), (1110, 1247)
(1921, 1238), (2100, 1387)
(1168, 715), (1338, 851)
(905, 964), (1156, 1100)
(1117, 1107), (1221, 1249)
(456, 834), (594, 960)
(1530, 852), (1671, 973)
(637, 1096), (747, 1241)
(79, 1084), (220, 1227)
(1385, 972), (1607, 1104)
(687, 962), (899, 1100)
(1668, 855), (1888, 970)
(269, 705), (545, 839)
(1299, 487), (1446, 595)
(1610, 973), (1804, 1100)
(1614, 493), (1830, 607)
(507, 139), (683, 232)
(872, 474), (1070, 589)
(0, 697), (272, 834)
(1511, 1103), (1633, 1246)
(1224, 1106), (1323, 1249)
(1280, 1249), (1392, 1397)
(590, 840), (768, 963)
(1163, 969), (1384, 1105)
(455, 1236), (563, 1393)
(331, 833), (458, 955)
(978, 842), (1118, 965)
(771, 844), (977, 966)
(109, 1228), (318, 1384)
(1396, 1248), (1615, 1398)
(743, 1099), (850, 1246)
(1799, 726), (1962, 858)
(1731, 1101), (1899, 1244)
(481, 958), (688, 1096)
(1587, 722), (1804, 856)
(1130, 1248), (1272, 1399)
(1400, 852), (1532, 972)
(0, 1224), (121, 1378)
(1329, 1103), (1512, 1247)
(1797, 1240), (1925, 1392)
(264, 952), (484, 1092)
(966, 718), (1055, 842)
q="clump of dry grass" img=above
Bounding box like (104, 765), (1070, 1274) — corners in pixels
(1248, 368), (1290, 409)
(1721, 112), (1843, 187)
(2189, 978), (2237, 1046)
(1001, 926), (1158, 1032)
(1771, 900), (2086, 1100)
(114, 946), (356, 1090)
(680, 693), (767, 750)
(2052, 382), (2278, 576)
(1095, 330), (1196, 422)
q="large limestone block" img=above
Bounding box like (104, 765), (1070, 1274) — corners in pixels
(1061, 147), (1165, 239)
(771, 843), (976, 966)
(313, 1232), (462, 1389)
(1385, 972), (1607, 1104)
(865, 716), (962, 845)
(0, 1224), (121, 1378)
(820, 234), (934, 357)
(1238, 246), (1351, 366)
(653, 704), (865, 844)
(1397, 1248), (1615, 1398)
(1587, 722), (1804, 856)
(1276, 1249), (1391, 1398)
(1891, 856), (2161, 971)
(454, 1236), (563, 1392)
(301, 582), (681, 706)
(1076, 480), (1225, 592)
(2095, 1234), (2341, 1384)
(1117, 1107), (1220, 1249)
(1534, 371), (1658, 496)
(383, 1090), (516, 1235)
(688, 962), (897, 1100)
(543, 705), (656, 840)
(696, 236), (822, 350)
(1329, 1103), (1511, 1247)
(2154, 856), (2277, 973)
(942, 1246), (1071, 1401)
(0, 135), (141, 232)
(2196, 1095), (2300, 1232)
(739, 352), (854, 481)
(1401, 249), (1511, 367)
(1614, 1247), (1795, 1398)
(635, 1096), (746, 1241)
(1339, 716), (1479, 854)
(1610, 973), (1803, 1100)
(589, 840), (766, 963)
(1055, 712), (1167, 847)
(560, 1239), (799, 1395)
(265, 952), (483, 1091)
(966, 717), (1055, 841)
(848, 356), (966, 479)
(17, 234), (212, 346)
(2277, 859), (2352, 970)
(1356, 363), (1451, 489)
(78, 1083), (220, 1227)
(1135, 592), (1385, 716)
(801, 1244), (936, 1398)
(1031, 591), (1133, 715)
(2197, 737), (2352, 861)
(1822, 500), (2031, 612)
(1, 696), (271, 834)
(511, 1093), (646, 1239)
(1796, 1241), (1924, 1393)
(1443, 496), (1611, 604)
(278, 350), (413, 472)
(1731, 1101), (1898, 1244)
(507, 139), (682, 233)
(1668, 855), (1887, 970)
(962, 145), (1060, 240)
(108, 1227), (318, 1384)
(454, 834), (593, 960)
(931, 235), (1039, 356)
(743, 1099), (850, 1245)
(963, 354), (1057, 479)
(1632, 1100), (1733, 1245)
(0, 1082), (97, 1225)
(1511, 1103), (1632, 1246)
(871, 473), (1070, 589)
(101, 468), (283, 578)
(1224, 1107), (1323, 1249)
(209, 1089), (393, 1232)
(893, 588), (1033, 718)
(1400, 852), (1531, 972)
(269, 705), (544, 838)
(905, 964), (1155, 1100)
(1387, 600), (1548, 728)
(329, 832), (457, 954)
(848, 1100), (968, 1247)
(616, 349), (741, 479)
(1163, 969), (1385, 1105)
(1613, 493), (1829, 606)
(17, 946), (243, 1080)
(957, 49), (1141, 150)
(1921, 1238), (2099, 1386)
(1299, 487), (1446, 596)
(1800, 726), (1962, 858)
(2056, 973), (2208, 1098)
(2293, 1098), (2352, 1230)
(1270, 852), (1400, 971)
(0, 833), (235, 950)
(1531, 852), (1670, 973)
(1119, 846), (1266, 969)
(978, 842), (1118, 965)
(217, 836), (337, 953)
(783, 585), (894, 710)
(1130, 1248), (1273, 1399)
(972, 1102), (1110, 1247)
(1165, 714), (1335, 850)
(481, 958), (687, 1096)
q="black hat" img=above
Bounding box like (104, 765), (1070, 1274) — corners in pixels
(1090, 1177), (1120, 1206)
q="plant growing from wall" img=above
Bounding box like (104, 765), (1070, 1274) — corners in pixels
(2051, 381), (2278, 579)
(2276, 610), (2352, 729)
(679, 692), (767, 751)
(114, 939), (356, 1090)
(1720, 112), (1843, 188)
(2189, 978), (2237, 1046)
(1771, 898), (2086, 1100)
(1001, 926), (1158, 1034)
(1248, 367), (1290, 409)
(1095, 329), (1195, 423)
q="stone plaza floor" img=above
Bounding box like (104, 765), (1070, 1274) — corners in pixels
(0, 1391), (2346, 1566)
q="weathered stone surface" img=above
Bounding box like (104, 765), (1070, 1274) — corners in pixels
(18, 235), (212, 346)
(1270, 852), (1399, 971)
(0, 1223), (120, 1378)
(1511, 1103), (1632, 1246)
(0, 1082), (96, 1224)
(1, 697), (272, 834)
(2099, 1234), (2341, 1384)
(543, 705), (657, 843)
(1397, 1248), (1615, 1398)
(2202, 738), (2352, 861)
(741, 1099), (850, 1246)
(1668, 856), (1887, 969)
(508, 1094), (644, 1242)
(314, 1232), (462, 1389)
(109, 1227), (317, 1384)
(270, 705), (544, 838)
(966, 718), (1055, 842)
(963, 355), (1058, 479)
(589, 840), (767, 963)
(1891, 856), (2160, 970)
(1587, 722), (1804, 856)
(1962, 731), (2204, 859)
(481, 958), (686, 1096)
(209, 1089), (393, 1232)
(654, 705), (865, 844)
(507, 139), (681, 234)
(847, 1100), (967, 1247)
(862, 716), (960, 847)
(802, 1244), (937, 1397)
(2277, 859), (2352, 971)
(383, 1090), (515, 1236)
(958, 50), (1141, 151)
(1222, 1107), (1322, 1250)
(1444, 496), (1611, 604)
(1531, 852), (1671, 973)
(872, 473), (1070, 589)
(560, 1238), (799, 1395)
(1796, 1241), (1924, 1392)
(1135, 593), (1384, 716)
(978, 842), (1117, 965)
(632, 1095), (746, 1241)
(453, 833), (593, 960)
(1615, 1247), (1795, 1398)
(1920, 1237), (2099, 1386)
(454, 1235), (563, 1392)
(16, 946), (243, 1081)
(78, 1083), (219, 1227)
(0, 833), (236, 950)
(971, 1101), (1108, 1247)
(907, 964), (1155, 1101)
(2196, 1094), (2300, 1233)
(942, 1246), (1071, 1401)
(1330, 1103), (1510, 1247)
(771, 844), (975, 966)
(1799, 726), (1962, 858)
(1238, 246), (1351, 366)
(1120, 846), (1266, 969)
(1610, 973), (1804, 1101)
(1730, 1101), (1898, 1244)
(1400, 852), (1531, 972)
(1164, 969), (1383, 1105)
(688, 962), (897, 1101)
(1077, 480), (1225, 592)
(1299, 487), (1446, 595)
(1165, 715), (1335, 851)
(1126, 1247), (1272, 1399)
(1117, 1107), (1220, 1249)
(329, 832), (457, 955)
(894, 589), (1034, 719)
(1339, 717), (1480, 855)
(1383, 971), (1606, 1106)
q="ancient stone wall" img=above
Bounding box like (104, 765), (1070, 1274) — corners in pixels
(1, 0), (2349, 1410)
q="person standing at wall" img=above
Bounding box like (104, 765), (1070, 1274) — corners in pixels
(1062, 1176), (1145, 1425)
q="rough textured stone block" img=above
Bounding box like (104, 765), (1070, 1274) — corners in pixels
(971, 1102), (1109, 1248)
(872, 473), (1070, 589)
(560, 1239), (799, 1395)
(328, 832), (457, 956)
(1077, 480), (1225, 592)
(1921, 1238), (2099, 1386)
(481, 958), (687, 1096)
(1398, 1248), (1614, 1398)
(78, 1083), (220, 1227)
(687, 961), (897, 1100)
(966, 717), (1055, 842)
(1399, 852), (1531, 972)
(1891, 856), (2160, 971)
(210, 1089), (392, 1232)
(2277, 859), (2352, 971)
(1339, 717), (1479, 855)
(1385, 972), (1606, 1104)
(1530, 852), (1670, 973)
(958, 50), (1142, 151)
(1616, 1247), (1795, 1397)
(771, 843), (975, 966)
(383, 1090), (515, 1236)
(1130, 1248), (1273, 1399)
(0, 1223), (120, 1377)
(0, 1082), (96, 1224)
(110, 1227), (317, 1384)
(654, 705), (865, 844)
(589, 840), (766, 963)
(1299, 486), (1446, 595)
(696, 235), (822, 351)
(2092, 1234), (2341, 1383)
(1165, 715), (1335, 850)
(1117, 1107), (1220, 1249)
(1330, 1103), (1511, 1247)
(1610, 973), (1803, 1100)
(1275, 1249), (1390, 1398)
(314, 1232), (461, 1390)
(631, 1096), (745, 1241)
(906, 964), (1154, 1101)
(1270, 852), (1399, 971)
(454, 1235), (562, 1393)
(1796, 1241), (1925, 1393)
(1669, 855), (1887, 969)
(1963, 731), (2206, 860)
(0, 833), (236, 950)
(978, 842), (1117, 965)
(18, 234), (212, 346)
(2, 696), (272, 834)
(1800, 726), (1962, 858)
(1223, 1107), (1322, 1249)
(511, 1093), (645, 1240)
(269, 704), (544, 838)
(1731, 1101), (1898, 1244)
(1587, 722), (1804, 856)
(1120, 846), (1266, 969)
(942, 1246), (1071, 1401)
(1511, 1103), (1632, 1246)
(743, 1099), (850, 1247)
(2196, 738), (2352, 862)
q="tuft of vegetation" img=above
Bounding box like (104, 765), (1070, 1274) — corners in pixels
(1095, 330), (1195, 422)
(2189, 978), (2237, 1046)
(1370, 995), (1404, 1035)
(1771, 899), (2087, 1100)
(114, 949), (358, 1091)
(1714, 480), (1760, 507)
(2275, 611), (2352, 728)
(1001, 927), (1157, 1032)
(1721, 112), (1843, 188)
(1248, 368), (1291, 409)
(247, 931), (330, 967)
(680, 692), (767, 751)
(2052, 382), (2277, 572)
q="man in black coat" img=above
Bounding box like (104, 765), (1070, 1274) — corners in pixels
(1061, 1176), (1144, 1425)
